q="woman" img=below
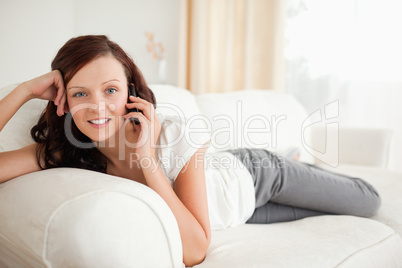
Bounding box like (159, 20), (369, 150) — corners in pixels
(0, 35), (381, 267)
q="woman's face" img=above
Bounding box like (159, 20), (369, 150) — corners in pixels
(66, 54), (129, 143)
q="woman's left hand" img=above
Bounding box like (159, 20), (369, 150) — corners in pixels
(124, 96), (161, 162)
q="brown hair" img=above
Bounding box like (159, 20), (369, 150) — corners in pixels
(31, 35), (156, 172)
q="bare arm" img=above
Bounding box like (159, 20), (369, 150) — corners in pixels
(0, 70), (66, 132)
(173, 145), (211, 265)
(0, 144), (42, 183)
(125, 96), (211, 266)
(142, 145), (211, 267)
(0, 71), (67, 182)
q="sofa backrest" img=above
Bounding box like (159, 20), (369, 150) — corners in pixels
(194, 89), (313, 163)
(0, 84), (47, 152)
(151, 85), (314, 163)
(0, 84), (314, 163)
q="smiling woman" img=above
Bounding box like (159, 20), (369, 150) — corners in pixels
(0, 35), (211, 267)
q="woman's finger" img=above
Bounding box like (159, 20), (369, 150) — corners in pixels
(54, 88), (63, 106)
(53, 71), (65, 104)
(124, 111), (146, 121)
(127, 96), (155, 109)
(126, 103), (149, 118)
(126, 97), (155, 121)
(56, 91), (69, 117)
(129, 113), (150, 137)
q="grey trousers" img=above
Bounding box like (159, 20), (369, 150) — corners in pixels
(225, 148), (381, 224)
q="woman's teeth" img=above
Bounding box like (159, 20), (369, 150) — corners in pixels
(89, 119), (111, 125)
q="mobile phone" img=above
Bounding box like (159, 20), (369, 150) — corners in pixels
(128, 84), (141, 125)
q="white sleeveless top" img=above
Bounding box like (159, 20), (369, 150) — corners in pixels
(155, 116), (255, 230)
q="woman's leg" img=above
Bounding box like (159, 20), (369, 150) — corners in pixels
(246, 202), (328, 224)
(225, 148), (381, 223)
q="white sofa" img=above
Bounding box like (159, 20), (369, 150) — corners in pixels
(0, 84), (401, 267)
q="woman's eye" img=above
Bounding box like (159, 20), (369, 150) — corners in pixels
(73, 92), (86, 98)
(106, 88), (117, 94)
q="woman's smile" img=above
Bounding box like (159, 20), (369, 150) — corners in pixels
(88, 117), (112, 129)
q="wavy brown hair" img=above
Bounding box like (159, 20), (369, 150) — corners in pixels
(31, 35), (156, 173)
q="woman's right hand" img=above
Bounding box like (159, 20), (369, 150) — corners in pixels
(24, 70), (67, 116)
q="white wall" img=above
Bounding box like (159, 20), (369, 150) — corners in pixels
(0, 0), (75, 88)
(0, 0), (181, 88)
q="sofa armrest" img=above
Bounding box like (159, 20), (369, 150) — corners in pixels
(310, 127), (393, 168)
(0, 168), (184, 268)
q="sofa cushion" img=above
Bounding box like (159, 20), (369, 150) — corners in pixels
(150, 84), (201, 121)
(0, 83), (47, 152)
(194, 216), (402, 268)
(195, 89), (314, 163)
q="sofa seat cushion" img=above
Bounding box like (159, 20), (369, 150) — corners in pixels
(195, 215), (402, 268)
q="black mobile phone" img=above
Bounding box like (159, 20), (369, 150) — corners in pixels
(128, 84), (141, 125)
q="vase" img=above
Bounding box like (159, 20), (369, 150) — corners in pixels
(158, 59), (167, 84)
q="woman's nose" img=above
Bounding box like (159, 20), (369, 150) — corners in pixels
(97, 101), (107, 112)
(88, 95), (107, 112)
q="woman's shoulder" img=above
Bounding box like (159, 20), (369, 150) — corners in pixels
(156, 115), (211, 181)
(159, 115), (183, 128)
(159, 114), (185, 129)
(158, 115), (211, 148)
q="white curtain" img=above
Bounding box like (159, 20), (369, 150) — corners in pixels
(286, 0), (402, 171)
(179, 0), (286, 94)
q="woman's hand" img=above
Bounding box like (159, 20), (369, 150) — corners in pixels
(124, 96), (161, 162)
(24, 70), (67, 116)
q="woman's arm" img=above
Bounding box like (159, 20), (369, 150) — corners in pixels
(141, 145), (211, 267)
(174, 144), (211, 265)
(0, 144), (42, 183)
(125, 97), (211, 266)
(0, 71), (66, 183)
(0, 70), (66, 132)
